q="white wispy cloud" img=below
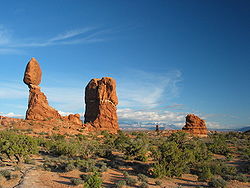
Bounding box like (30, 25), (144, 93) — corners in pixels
(0, 82), (27, 99)
(118, 108), (186, 125)
(0, 25), (115, 54)
(117, 70), (182, 108)
(49, 28), (94, 42)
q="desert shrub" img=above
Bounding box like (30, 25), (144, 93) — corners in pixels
(197, 166), (213, 182)
(114, 131), (149, 161)
(65, 162), (75, 172)
(24, 157), (35, 164)
(114, 132), (132, 151)
(125, 176), (137, 186)
(13, 166), (22, 171)
(122, 171), (129, 178)
(70, 178), (84, 185)
(75, 134), (87, 141)
(152, 139), (195, 177)
(208, 177), (227, 188)
(107, 160), (120, 169)
(225, 153), (233, 161)
(43, 157), (100, 173)
(0, 131), (38, 163)
(234, 174), (249, 182)
(207, 134), (230, 155)
(155, 180), (162, 186)
(80, 174), (88, 181)
(210, 160), (237, 176)
(124, 139), (148, 161)
(195, 159), (237, 180)
(139, 182), (149, 188)
(137, 173), (148, 183)
(151, 132), (215, 178)
(223, 173), (249, 182)
(43, 137), (100, 159)
(0, 170), (11, 180)
(188, 138), (212, 164)
(96, 161), (108, 172)
(115, 180), (126, 188)
(84, 172), (102, 188)
(10, 174), (18, 179)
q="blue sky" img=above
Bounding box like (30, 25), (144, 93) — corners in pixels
(0, 0), (249, 129)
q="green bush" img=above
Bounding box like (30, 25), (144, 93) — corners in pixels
(84, 172), (102, 188)
(152, 139), (195, 177)
(0, 131), (38, 163)
(197, 166), (213, 182)
(155, 180), (162, 186)
(139, 182), (149, 188)
(115, 180), (126, 188)
(96, 161), (108, 172)
(137, 173), (148, 183)
(122, 171), (129, 178)
(125, 176), (137, 186)
(208, 177), (227, 188)
(207, 134), (230, 155)
(70, 178), (84, 185)
(0, 170), (11, 180)
(223, 173), (249, 182)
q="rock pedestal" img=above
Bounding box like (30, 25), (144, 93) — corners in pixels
(84, 77), (119, 132)
(182, 114), (208, 136)
(26, 84), (61, 120)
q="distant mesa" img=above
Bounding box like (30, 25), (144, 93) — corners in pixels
(182, 114), (208, 136)
(84, 77), (119, 132)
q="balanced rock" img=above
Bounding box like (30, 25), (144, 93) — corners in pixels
(24, 58), (61, 121)
(182, 114), (208, 136)
(84, 77), (119, 132)
(23, 58), (42, 86)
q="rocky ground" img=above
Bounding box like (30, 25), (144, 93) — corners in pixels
(0, 152), (249, 188)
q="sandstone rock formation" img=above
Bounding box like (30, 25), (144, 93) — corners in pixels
(25, 85), (62, 120)
(23, 58), (42, 86)
(24, 58), (62, 121)
(182, 114), (208, 136)
(64, 114), (82, 125)
(84, 77), (119, 132)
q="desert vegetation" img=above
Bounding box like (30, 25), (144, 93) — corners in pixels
(0, 129), (249, 187)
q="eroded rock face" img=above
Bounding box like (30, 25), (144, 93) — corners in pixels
(25, 84), (61, 120)
(84, 77), (119, 132)
(182, 114), (208, 136)
(23, 58), (61, 121)
(23, 58), (83, 125)
(23, 58), (42, 86)
(66, 114), (82, 125)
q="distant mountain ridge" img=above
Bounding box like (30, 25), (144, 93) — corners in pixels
(119, 121), (250, 132)
(236, 126), (250, 132)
